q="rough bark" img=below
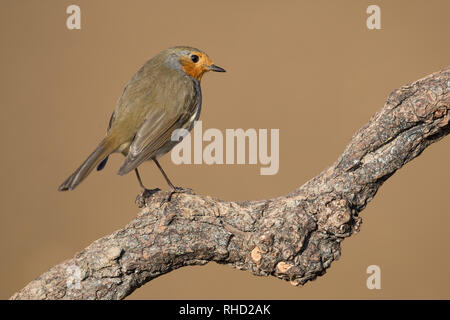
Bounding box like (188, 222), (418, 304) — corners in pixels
(10, 67), (450, 300)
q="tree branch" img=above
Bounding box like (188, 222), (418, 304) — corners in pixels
(11, 67), (450, 300)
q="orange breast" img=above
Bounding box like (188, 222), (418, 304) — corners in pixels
(181, 61), (206, 81)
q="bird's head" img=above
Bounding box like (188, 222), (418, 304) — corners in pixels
(165, 46), (226, 81)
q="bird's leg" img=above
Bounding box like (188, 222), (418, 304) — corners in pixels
(135, 168), (148, 190)
(152, 158), (176, 189)
(152, 158), (193, 201)
(134, 168), (160, 207)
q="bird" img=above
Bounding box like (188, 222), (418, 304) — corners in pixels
(58, 46), (226, 192)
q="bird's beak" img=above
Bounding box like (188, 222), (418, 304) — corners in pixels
(208, 64), (226, 72)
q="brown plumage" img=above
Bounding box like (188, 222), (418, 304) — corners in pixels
(58, 46), (225, 192)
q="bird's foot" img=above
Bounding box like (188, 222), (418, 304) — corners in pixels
(136, 188), (161, 208)
(167, 186), (194, 202)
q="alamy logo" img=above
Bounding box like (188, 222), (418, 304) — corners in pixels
(366, 265), (381, 289)
(171, 121), (279, 175)
(66, 5), (81, 30)
(366, 5), (381, 30)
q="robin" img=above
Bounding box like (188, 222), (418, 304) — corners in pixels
(58, 46), (226, 192)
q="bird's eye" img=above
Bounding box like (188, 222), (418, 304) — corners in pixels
(191, 55), (199, 63)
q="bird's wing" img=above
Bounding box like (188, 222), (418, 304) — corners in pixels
(117, 87), (200, 175)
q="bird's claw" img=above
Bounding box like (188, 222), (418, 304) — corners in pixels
(166, 186), (194, 202)
(135, 188), (161, 208)
(135, 186), (194, 208)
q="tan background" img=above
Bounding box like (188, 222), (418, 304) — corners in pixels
(1, 0), (449, 299)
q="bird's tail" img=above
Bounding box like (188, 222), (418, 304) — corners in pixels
(58, 137), (116, 191)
